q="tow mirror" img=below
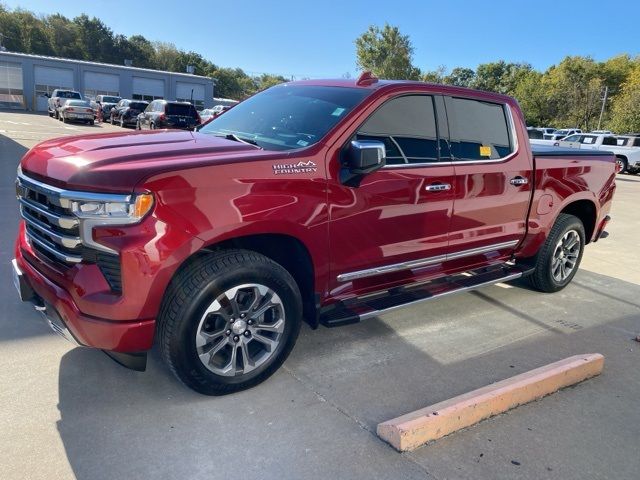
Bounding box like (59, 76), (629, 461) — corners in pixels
(346, 140), (386, 174)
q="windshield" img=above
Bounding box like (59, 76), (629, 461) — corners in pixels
(200, 85), (370, 151)
(102, 96), (120, 104)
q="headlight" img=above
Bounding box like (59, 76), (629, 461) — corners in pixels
(70, 193), (154, 254)
(71, 193), (154, 222)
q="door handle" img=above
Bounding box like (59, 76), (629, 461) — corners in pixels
(425, 183), (452, 192)
(510, 176), (529, 186)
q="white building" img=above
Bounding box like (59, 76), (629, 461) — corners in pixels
(0, 51), (215, 111)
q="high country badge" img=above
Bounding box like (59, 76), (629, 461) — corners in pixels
(272, 160), (317, 175)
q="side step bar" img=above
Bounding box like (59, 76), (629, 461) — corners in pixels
(319, 263), (534, 327)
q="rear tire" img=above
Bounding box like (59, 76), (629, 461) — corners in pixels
(527, 213), (585, 293)
(158, 249), (302, 395)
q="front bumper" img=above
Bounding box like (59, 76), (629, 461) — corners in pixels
(13, 245), (155, 353)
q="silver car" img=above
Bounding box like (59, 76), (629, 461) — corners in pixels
(59, 99), (95, 125)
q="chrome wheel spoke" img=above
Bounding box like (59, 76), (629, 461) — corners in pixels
(198, 336), (228, 360)
(239, 340), (256, 372)
(252, 332), (277, 352)
(255, 318), (285, 334)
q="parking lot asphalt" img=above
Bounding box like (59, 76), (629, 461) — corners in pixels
(0, 111), (638, 480)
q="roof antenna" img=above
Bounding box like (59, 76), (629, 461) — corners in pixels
(356, 71), (378, 86)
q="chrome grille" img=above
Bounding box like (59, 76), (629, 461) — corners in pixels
(16, 174), (83, 265)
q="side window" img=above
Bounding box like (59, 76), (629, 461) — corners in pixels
(581, 136), (597, 144)
(447, 97), (513, 161)
(602, 136), (617, 146)
(146, 101), (155, 112)
(563, 135), (580, 142)
(634, 138), (640, 147)
(355, 95), (439, 165)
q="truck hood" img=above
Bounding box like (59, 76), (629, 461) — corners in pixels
(20, 130), (274, 193)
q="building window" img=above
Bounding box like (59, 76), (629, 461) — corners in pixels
(176, 97), (204, 109)
(133, 93), (163, 102)
(84, 89), (120, 101)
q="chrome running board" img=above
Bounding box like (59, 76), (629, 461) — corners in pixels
(320, 263), (534, 327)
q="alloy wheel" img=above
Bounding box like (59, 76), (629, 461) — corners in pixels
(551, 230), (581, 282)
(195, 283), (286, 377)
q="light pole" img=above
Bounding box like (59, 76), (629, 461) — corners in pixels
(597, 85), (609, 131)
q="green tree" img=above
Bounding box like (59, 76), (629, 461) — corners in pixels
(211, 67), (255, 99)
(255, 73), (288, 91)
(608, 65), (640, 133)
(473, 61), (532, 95)
(355, 24), (421, 80)
(45, 14), (82, 59)
(444, 67), (476, 87)
(73, 14), (115, 62)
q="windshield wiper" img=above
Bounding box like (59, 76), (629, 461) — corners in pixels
(213, 132), (261, 148)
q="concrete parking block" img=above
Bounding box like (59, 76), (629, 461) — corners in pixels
(377, 353), (604, 452)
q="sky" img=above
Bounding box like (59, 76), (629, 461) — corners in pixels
(3, 0), (639, 78)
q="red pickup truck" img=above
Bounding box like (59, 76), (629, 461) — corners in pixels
(13, 74), (616, 395)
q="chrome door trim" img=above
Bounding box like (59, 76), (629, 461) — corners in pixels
(336, 240), (519, 282)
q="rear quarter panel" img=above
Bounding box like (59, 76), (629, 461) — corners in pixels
(516, 153), (616, 258)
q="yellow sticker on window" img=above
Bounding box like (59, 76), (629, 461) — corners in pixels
(480, 145), (492, 157)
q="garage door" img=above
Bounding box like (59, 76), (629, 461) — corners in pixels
(84, 71), (119, 99)
(34, 65), (74, 112)
(176, 82), (205, 109)
(132, 77), (164, 102)
(0, 61), (24, 109)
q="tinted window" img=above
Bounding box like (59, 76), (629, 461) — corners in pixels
(166, 103), (197, 116)
(200, 85), (370, 151)
(602, 136), (617, 146)
(129, 102), (148, 110)
(634, 138), (640, 147)
(59, 91), (81, 99)
(356, 95), (439, 165)
(527, 129), (543, 139)
(448, 97), (513, 160)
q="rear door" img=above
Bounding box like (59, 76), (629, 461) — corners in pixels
(444, 95), (532, 268)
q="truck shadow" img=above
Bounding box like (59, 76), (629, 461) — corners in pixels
(53, 268), (640, 479)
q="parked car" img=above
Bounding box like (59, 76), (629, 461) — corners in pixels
(544, 128), (582, 140)
(558, 133), (640, 173)
(199, 108), (216, 123)
(136, 100), (201, 130)
(110, 99), (149, 127)
(94, 95), (121, 120)
(46, 89), (82, 118)
(537, 127), (557, 136)
(13, 76), (616, 395)
(57, 99), (95, 125)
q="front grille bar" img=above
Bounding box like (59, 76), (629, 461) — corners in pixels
(20, 209), (82, 249)
(25, 231), (83, 263)
(18, 197), (78, 229)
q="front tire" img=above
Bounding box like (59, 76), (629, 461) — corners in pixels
(527, 213), (585, 293)
(158, 250), (302, 395)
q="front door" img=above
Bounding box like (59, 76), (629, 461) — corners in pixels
(444, 95), (532, 268)
(327, 94), (455, 300)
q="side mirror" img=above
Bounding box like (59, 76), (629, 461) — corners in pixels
(346, 140), (386, 174)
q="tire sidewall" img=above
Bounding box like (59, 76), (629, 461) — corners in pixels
(169, 260), (302, 393)
(540, 217), (585, 291)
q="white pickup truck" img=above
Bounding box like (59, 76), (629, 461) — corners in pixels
(558, 133), (640, 174)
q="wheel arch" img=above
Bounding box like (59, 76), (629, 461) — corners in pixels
(168, 233), (319, 328)
(559, 199), (597, 243)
